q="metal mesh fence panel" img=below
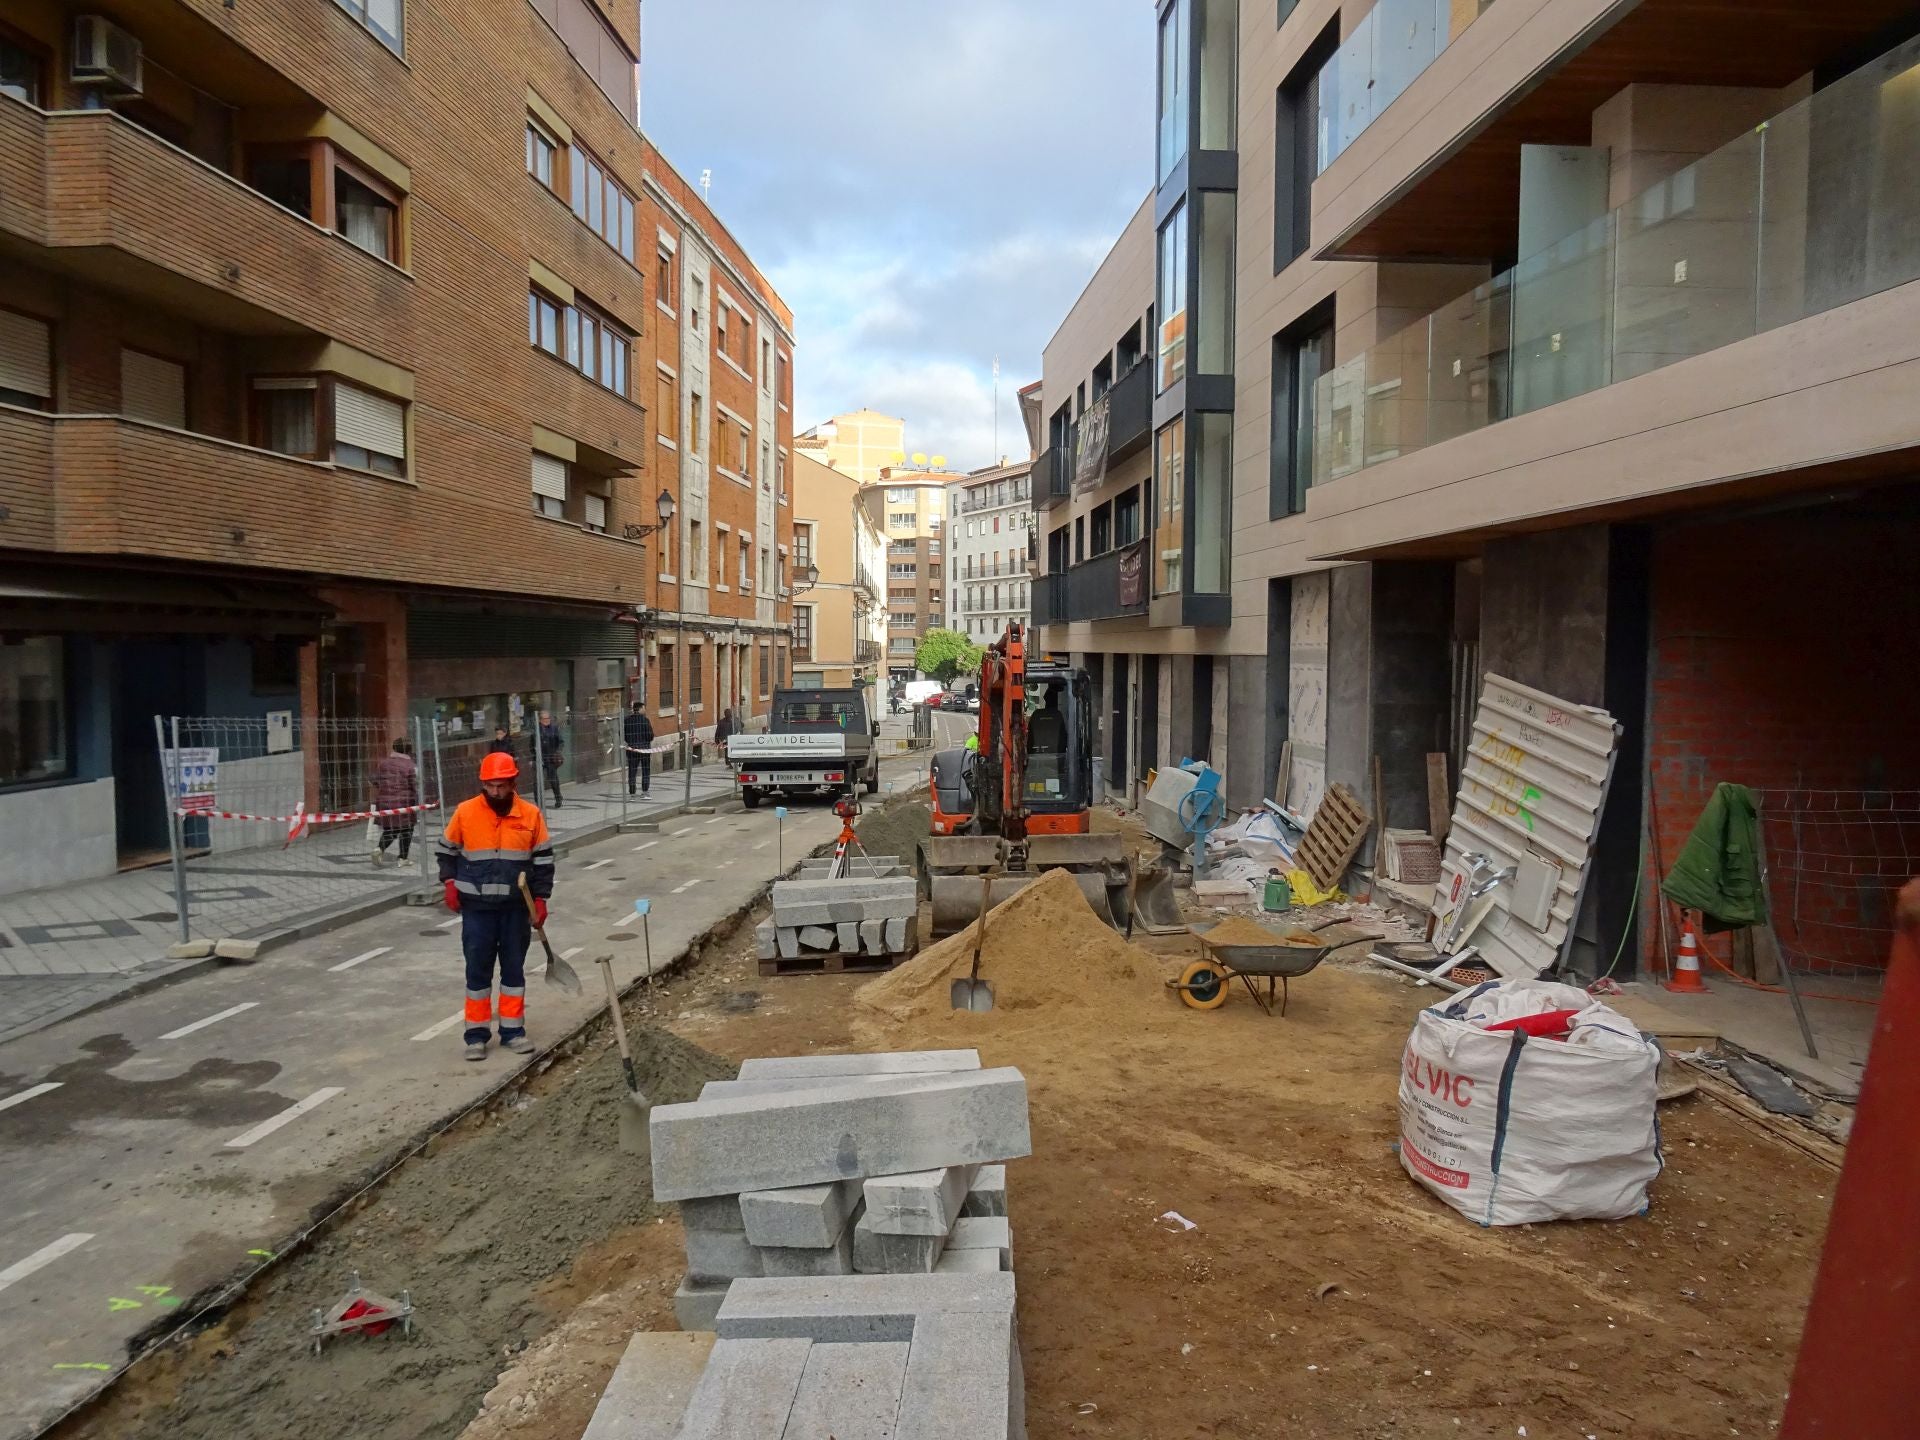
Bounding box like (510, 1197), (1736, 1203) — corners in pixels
(159, 715), (437, 943)
(1755, 788), (1917, 987)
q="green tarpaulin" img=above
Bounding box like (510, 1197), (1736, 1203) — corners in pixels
(1663, 782), (1769, 932)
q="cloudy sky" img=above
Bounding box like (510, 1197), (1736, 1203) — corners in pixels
(641, 1), (1154, 471)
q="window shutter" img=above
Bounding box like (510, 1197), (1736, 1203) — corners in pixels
(121, 349), (187, 427)
(334, 383), (406, 459)
(583, 493), (607, 530)
(532, 452), (569, 501)
(0, 310), (52, 399)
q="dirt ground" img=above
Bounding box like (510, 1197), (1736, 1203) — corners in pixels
(57, 795), (1837, 1440)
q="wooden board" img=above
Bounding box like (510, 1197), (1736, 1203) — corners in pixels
(1274, 740), (1293, 808)
(1426, 753), (1451, 844)
(758, 952), (905, 978)
(1297, 782), (1372, 893)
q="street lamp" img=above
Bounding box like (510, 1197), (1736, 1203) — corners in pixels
(623, 487), (677, 541)
(793, 561), (821, 593)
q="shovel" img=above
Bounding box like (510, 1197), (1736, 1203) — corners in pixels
(518, 873), (583, 994)
(949, 871), (996, 1012)
(595, 955), (651, 1151)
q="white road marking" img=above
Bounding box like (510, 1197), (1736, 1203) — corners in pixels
(671, 878), (704, 894)
(224, 1088), (345, 1149)
(410, 1013), (465, 1042)
(582, 859), (614, 870)
(0, 1234), (93, 1294)
(436, 916), (461, 930)
(703, 815), (727, 825)
(159, 1002), (258, 1040)
(719, 860), (735, 868)
(753, 840), (773, 851)
(631, 840), (659, 853)
(328, 946), (393, 973)
(559, 946), (585, 960)
(0, 1083), (61, 1114)
(671, 828), (694, 838)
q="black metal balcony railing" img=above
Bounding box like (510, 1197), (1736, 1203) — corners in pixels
(1063, 541), (1148, 622)
(856, 639), (883, 664)
(1035, 440), (1073, 508)
(1029, 573), (1065, 625)
(1107, 361), (1152, 463)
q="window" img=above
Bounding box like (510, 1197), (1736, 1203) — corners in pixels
(690, 276), (705, 332)
(794, 606), (813, 660)
(1276, 26), (1337, 270)
(1191, 410), (1231, 594)
(530, 289), (563, 355)
(689, 392), (704, 455)
(657, 248), (675, 309)
(689, 646), (705, 706)
(689, 518), (705, 576)
(584, 492), (607, 533)
(526, 116), (561, 192)
(885, 487), (915, 502)
(121, 349), (187, 428)
(889, 512), (916, 528)
(761, 339), (773, 390)
(532, 452), (569, 519)
(738, 536), (751, 587)
(716, 303), (728, 354)
(659, 646), (676, 709)
(1157, 0), (1189, 182)
(793, 523), (814, 569)
(1272, 308), (1334, 516)
(568, 144), (636, 262)
(657, 370), (677, 442)
(736, 425), (751, 473)
(1116, 485), (1142, 545)
(251, 377), (320, 456)
(0, 636), (67, 787)
(1158, 202), (1189, 391)
(248, 152), (312, 217)
(332, 0), (402, 54)
(1198, 0), (1237, 151)
(0, 307), (53, 410)
(332, 381), (407, 476)
(334, 167), (398, 262)
(2, 33), (44, 105)
(531, 288), (631, 397)
(777, 451), (786, 499)
(1090, 502), (1112, 555)
(1196, 191), (1236, 375)
(759, 546), (770, 591)
(1154, 417), (1185, 594)
(760, 642), (771, 694)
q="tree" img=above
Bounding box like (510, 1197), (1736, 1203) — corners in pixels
(914, 629), (983, 685)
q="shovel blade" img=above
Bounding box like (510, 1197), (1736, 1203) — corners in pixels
(545, 955), (584, 994)
(949, 977), (995, 1012)
(618, 1091), (651, 1153)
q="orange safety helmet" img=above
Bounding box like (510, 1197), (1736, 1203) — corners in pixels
(478, 752), (520, 782)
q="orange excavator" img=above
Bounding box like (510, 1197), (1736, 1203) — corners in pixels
(921, 622), (1139, 935)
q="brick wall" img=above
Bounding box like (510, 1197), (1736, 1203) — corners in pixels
(1646, 496), (1920, 974)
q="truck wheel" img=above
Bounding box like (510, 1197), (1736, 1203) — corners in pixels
(865, 765), (880, 795)
(741, 787), (762, 810)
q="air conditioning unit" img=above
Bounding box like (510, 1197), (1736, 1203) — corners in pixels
(72, 15), (144, 93)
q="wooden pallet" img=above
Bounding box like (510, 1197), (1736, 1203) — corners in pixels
(1297, 782), (1372, 892)
(757, 952), (907, 978)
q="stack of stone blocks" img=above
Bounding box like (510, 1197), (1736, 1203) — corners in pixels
(756, 861), (922, 968)
(598, 1048), (1026, 1439)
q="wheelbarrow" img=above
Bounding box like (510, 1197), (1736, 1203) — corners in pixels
(1167, 919), (1354, 1016)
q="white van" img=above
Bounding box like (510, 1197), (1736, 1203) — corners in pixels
(901, 679), (945, 707)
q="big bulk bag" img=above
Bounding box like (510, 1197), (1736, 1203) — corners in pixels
(1398, 979), (1662, 1226)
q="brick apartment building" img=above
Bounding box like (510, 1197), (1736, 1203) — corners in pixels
(861, 465), (953, 678)
(0, 0), (793, 895)
(1036, 0), (1920, 980)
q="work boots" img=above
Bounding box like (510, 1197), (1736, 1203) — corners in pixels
(502, 1033), (534, 1055)
(464, 1040), (487, 1062)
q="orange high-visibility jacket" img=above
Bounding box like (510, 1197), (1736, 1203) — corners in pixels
(435, 794), (554, 909)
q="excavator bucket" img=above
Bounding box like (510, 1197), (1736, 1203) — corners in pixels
(921, 834), (1135, 938)
(1130, 859), (1188, 935)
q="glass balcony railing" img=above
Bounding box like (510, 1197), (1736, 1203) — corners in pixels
(1312, 40), (1920, 487)
(1317, 0), (1494, 173)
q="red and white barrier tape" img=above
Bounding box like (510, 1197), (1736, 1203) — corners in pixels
(173, 801), (433, 847)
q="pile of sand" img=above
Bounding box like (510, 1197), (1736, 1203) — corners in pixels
(1198, 915), (1326, 948)
(856, 868), (1151, 1024)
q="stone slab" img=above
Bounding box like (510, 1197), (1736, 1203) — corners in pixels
(854, 1207), (947, 1274)
(961, 1165), (1007, 1219)
(700, 1076), (902, 1101)
(837, 921), (861, 952)
(932, 1248), (1003, 1275)
(860, 919), (887, 955)
(754, 923), (776, 962)
(864, 1165), (976, 1236)
(798, 925), (836, 950)
(716, 1271), (1017, 1345)
(650, 1068), (1031, 1201)
(947, 1216), (1012, 1271)
(776, 926), (800, 960)
(166, 941), (215, 960)
(738, 1051), (980, 1080)
(686, 1228), (764, 1283)
(680, 1193), (746, 1233)
(894, 1312), (1019, 1440)
(675, 1336), (813, 1440)
(581, 1331), (716, 1440)
(782, 1339), (911, 1440)
(741, 1178), (862, 1250)
(674, 1275), (732, 1332)
(758, 1213), (858, 1278)
(884, 916), (918, 951)
(214, 938), (261, 961)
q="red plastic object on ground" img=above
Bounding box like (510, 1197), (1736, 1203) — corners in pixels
(1482, 1008), (1581, 1039)
(1779, 878), (1920, 1438)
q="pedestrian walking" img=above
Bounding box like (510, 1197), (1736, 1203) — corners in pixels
(437, 751), (554, 1061)
(537, 709), (564, 808)
(369, 737), (419, 866)
(713, 705), (734, 749)
(488, 726), (515, 756)
(624, 702), (655, 795)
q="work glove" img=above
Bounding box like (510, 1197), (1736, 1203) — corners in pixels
(443, 880), (460, 912)
(533, 898), (549, 927)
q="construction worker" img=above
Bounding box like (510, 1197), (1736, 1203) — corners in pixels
(437, 751), (554, 1061)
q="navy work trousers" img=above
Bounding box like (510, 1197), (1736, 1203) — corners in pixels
(461, 905), (530, 1044)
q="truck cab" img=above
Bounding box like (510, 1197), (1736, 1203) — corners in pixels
(726, 688), (881, 808)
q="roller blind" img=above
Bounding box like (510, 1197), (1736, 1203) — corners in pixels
(120, 349), (186, 428)
(532, 452), (569, 501)
(0, 310), (52, 400)
(583, 493), (607, 530)
(334, 382), (406, 459)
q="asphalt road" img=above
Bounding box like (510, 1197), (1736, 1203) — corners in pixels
(0, 719), (971, 1439)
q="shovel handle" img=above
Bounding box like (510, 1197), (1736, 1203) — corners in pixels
(969, 872), (993, 983)
(596, 954), (637, 1076)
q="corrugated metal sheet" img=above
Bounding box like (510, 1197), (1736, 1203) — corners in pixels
(407, 609), (636, 661)
(1431, 673), (1622, 980)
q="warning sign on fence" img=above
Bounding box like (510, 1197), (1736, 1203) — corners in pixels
(163, 747), (220, 814)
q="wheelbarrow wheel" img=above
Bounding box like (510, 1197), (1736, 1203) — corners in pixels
(1177, 960), (1229, 1010)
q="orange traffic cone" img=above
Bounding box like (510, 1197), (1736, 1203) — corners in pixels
(1665, 917), (1709, 994)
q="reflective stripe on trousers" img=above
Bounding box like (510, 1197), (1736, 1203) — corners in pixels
(465, 988), (493, 1025)
(498, 985), (526, 1023)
